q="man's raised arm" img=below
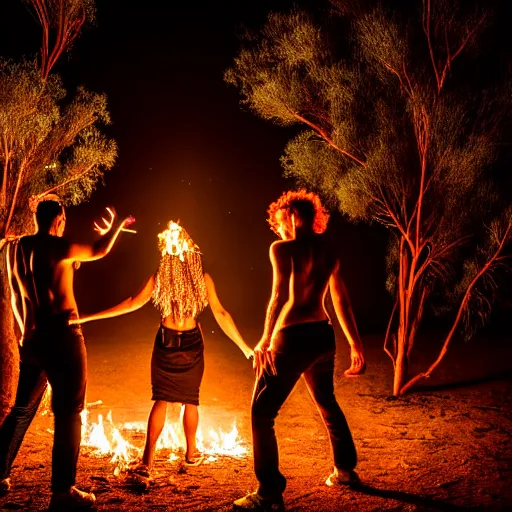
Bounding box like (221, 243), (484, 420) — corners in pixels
(65, 208), (135, 263)
(329, 258), (366, 376)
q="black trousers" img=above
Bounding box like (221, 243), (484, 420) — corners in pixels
(252, 320), (357, 497)
(0, 323), (87, 492)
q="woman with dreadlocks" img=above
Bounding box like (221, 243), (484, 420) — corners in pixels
(72, 221), (253, 479)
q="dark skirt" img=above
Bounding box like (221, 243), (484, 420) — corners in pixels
(151, 325), (204, 406)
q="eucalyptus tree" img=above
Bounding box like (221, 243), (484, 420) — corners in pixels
(0, 0), (116, 422)
(227, 0), (512, 394)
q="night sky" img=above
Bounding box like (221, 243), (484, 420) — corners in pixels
(0, 0), (391, 338)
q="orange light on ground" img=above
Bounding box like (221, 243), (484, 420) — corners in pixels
(41, 387), (248, 472)
(80, 407), (247, 471)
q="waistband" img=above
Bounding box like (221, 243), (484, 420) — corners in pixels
(160, 324), (201, 336)
(157, 324), (202, 350)
(273, 319), (334, 354)
(34, 310), (76, 327)
(278, 319), (332, 333)
(23, 323), (83, 345)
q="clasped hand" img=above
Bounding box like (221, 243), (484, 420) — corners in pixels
(253, 340), (277, 378)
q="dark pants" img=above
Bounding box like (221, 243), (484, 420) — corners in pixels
(252, 320), (357, 497)
(0, 323), (87, 492)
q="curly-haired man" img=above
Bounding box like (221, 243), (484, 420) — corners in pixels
(234, 190), (365, 511)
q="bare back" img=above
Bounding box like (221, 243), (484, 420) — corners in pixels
(10, 234), (78, 332)
(273, 233), (337, 332)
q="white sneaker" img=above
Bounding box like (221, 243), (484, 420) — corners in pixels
(49, 486), (96, 510)
(0, 477), (11, 495)
(325, 468), (361, 487)
(233, 491), (285, 511)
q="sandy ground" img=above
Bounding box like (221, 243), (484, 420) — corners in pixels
(1, 313), (512, 511)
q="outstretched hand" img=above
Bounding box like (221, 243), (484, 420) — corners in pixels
(121, 215), (136, 233)
(93, 207), (136, 235)
(122, 215), (136, 228)
(93, 207), (116, 235)
(244, 347), (255, 361)
(253, 341), (277, 379)
(344, 346), (366, 377)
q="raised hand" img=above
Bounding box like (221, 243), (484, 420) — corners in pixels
(121, 215), (136, 233)
(93, 207), (116, 235)
(93, 208), (137, 235)
(344, 346), (366, 377)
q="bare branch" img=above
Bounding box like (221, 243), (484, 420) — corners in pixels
(384, 296), (398, 368)
(286, 107), (367, 167)
(400, 216), (512, 394)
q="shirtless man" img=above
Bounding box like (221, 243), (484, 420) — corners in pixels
(0, 199), (134, 510)
(234, 190), (365, 511)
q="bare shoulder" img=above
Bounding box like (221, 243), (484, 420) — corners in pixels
(270, 239), (292, 252)
(269, 239), (292, 259)
(21, 234), (68, 252)
(51, 236), (71, 258)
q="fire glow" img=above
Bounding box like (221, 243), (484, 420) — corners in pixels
(79, 405), (248, 470)
(40, 388), (247, 471)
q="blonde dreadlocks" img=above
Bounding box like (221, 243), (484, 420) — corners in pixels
(152, 222), (209, 324)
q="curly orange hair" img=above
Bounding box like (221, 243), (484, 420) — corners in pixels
(267, 190), (330, 235)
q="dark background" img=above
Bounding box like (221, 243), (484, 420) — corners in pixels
(7, 0), (492, 339)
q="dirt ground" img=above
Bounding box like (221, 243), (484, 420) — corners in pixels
(1, 314), (511, 511)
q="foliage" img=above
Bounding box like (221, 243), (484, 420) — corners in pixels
(227, 0), (512, 394)
(0, 0), (111, 424)
(0, 59), (116, 236)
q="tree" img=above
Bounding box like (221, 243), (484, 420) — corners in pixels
(226, 0), (512, 395)
(25, 0), (96, 81)
(0, 0), (116, 424)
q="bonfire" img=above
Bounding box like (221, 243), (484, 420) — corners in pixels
(41, 388), (248, 474)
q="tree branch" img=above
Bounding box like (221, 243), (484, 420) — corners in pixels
(34, 163), (95, 200)
(437, 14), (486, 93)
(4, 162), (26, 235)
(286, 107), (367, 167)
(423, 0), (442, 91)
(384, 296), (398, 368)
(399, 217), (512, 394)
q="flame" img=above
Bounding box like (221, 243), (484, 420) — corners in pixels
(79, 406), (248, 470)
(41, 385), (247, 472)
(81, 410), (141, 465)
(158, 221), (196, 262)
